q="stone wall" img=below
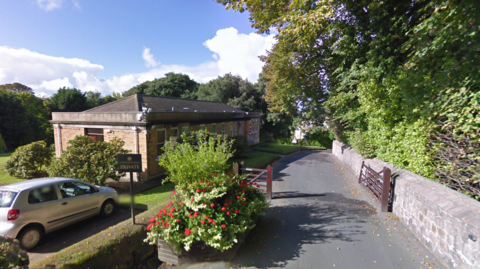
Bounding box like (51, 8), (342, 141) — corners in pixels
(332, 140), (480, 269)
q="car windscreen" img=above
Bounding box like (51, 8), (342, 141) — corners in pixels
(0, 190), (18, 208)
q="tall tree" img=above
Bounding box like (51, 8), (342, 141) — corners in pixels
(125, 72), (198, 99)
(46, 87), (88, 112)
(0, 83), (34, 94)
(0, 90), (34, 150)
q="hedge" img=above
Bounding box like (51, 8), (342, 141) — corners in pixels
(31, 202), (169, 269)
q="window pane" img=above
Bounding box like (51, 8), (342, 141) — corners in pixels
(200, 125), (206, 131)
(212, 124), (216, 134)
(182, 126), (189, 134)
(0, 191), (17, 208)
(28, 185), (58, 204)
(58, 182), (92, 197)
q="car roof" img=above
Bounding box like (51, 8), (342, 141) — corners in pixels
(0, 177), (83, 192)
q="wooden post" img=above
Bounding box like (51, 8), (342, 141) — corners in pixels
(266, 165), (273, 199)
(381, 168), (391, 213)
(234, 162), (239, 175)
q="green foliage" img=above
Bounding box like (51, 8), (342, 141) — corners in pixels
(230, 135), (248, 158)
(85, 91), (117, 109)
(46, 87), (88, 112)
(48, 136), (129, 185)
(0, 134), (6, 153)
(0, 235), (29, 269)
(0, 82), (34, 94)
(147, 134), (268, 252)
(5, 141), (52, 179)
(217, 0), (480, 199)
(124, 72), (198, 99)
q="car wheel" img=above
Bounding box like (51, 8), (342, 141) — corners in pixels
(18, 226), (43, 251)
(101, 200), (115, 217)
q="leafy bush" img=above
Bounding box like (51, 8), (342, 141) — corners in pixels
(48, 136), (129, 186)
(230, 135), (248, 158)
(5, 140), (52, 178)
(0, 235), (29, 269)
(0, 133), (6, 153)
(145, 135), (268, 252)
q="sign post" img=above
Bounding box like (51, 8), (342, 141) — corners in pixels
(117, 154), (142, 224)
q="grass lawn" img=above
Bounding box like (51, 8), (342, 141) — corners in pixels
(252, 143), (301, 155)
(228, 152), (280, 169)
(0, 152), (25, 186)
(118, 182), (174, 211)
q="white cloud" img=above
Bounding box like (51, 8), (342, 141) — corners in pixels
(142, 47), (160, 68)
(204, 27), (276, 82)
(0, 27), (276, 97)
(71, 0), (81, 10)
(37, 0), (63, 11)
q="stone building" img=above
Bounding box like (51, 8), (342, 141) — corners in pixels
(51, 94), (260, 180)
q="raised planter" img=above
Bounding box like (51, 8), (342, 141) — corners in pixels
(157, 228), (252, 266)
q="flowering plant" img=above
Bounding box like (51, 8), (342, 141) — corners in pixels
(145, 132), (268, 252)
(0, 235), (29, 269)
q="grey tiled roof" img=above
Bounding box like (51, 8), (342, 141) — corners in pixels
(83, 94), (245, 113)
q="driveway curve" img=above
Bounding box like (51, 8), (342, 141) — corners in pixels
(230, 150), (444, 269)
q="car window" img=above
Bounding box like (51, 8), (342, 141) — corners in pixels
(0, 190), (17, 208)
(58, 182), (95, 198)
(28, 185), (58, 204)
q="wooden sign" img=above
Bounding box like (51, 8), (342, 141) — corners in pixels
(117, 154), (142, 173)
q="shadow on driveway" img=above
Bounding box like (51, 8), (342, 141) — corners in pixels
(28, 207), (135, 265)
(231, 193), (372, 268)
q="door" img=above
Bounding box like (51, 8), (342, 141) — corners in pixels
(57, 181), (99, 225)
(24, 185), (64, 232)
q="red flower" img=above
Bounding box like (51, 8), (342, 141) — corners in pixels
(221, 207), (226, 211)
(242, 202), (246, 205)
(232, 179), (236, 183)
(227, 211), (230, 216)
(210, 203), (215, 208)
(185, 228), (191, 236)
(243, 197), (246, 200)
(193, 212), (198, 217)
(166, 223), (170, 227)
(237, 196), (240, 200)
(150, 218), (155, 223)
(221, 224), (226, 229)
(179, 202), (184, 205)
(242, 190), (246, 193)
(176, 219), (181, 223)
(213, 221), (216, 225)
(205, 216), (209, 219)
(208, 219), (213, 223)
(213, 173), (217, 176)
(224, 203), (229, 206)
(147, 223), (153, 231)
(218, 183), (222, 186)
(172, 190), (176, 195)
(234, 209), (239, 214)
(201, 220), (205, 224)
(191, 197), (194, 201)
(203, 189), (206, 192)
(170, 201), (174, 205)
(196, 189), (201, 193)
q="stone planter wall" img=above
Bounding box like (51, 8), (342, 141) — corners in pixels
(332, 140), (480, 269)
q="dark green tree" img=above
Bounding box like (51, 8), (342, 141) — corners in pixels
(125, 72), (198, 99)
(0, 83), (34, 94)
(0, 90), (34, 150)
(46, 87), (88, 112)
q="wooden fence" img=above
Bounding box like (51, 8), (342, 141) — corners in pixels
(358, 161), (394, 212)
(233, 162), (273, 199)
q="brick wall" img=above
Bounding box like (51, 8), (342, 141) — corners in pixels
(332, 140), (480, 269)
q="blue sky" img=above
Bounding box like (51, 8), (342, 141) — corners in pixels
(0, 0), (276, 96)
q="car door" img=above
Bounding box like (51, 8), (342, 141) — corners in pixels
(57, 181), (99, 225)
(24, 185), (65, 232)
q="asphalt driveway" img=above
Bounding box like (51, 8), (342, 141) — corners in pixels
(230, 150), (444, 269)
(28, 207), (133, 265)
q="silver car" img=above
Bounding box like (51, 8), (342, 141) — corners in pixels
(0, 177), (118, 250)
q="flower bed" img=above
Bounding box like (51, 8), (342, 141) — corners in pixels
(144, 132), (269, 264)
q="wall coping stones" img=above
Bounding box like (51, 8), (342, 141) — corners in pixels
(332, 140), (480, 269)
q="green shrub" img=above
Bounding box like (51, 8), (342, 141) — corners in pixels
(48, 136), (129, 186)
(0, 235), (29, 269)
(230, 135), (248, 158)
(0, 133), (6, 153)
(5, 140), (52, 178)
(347, 129), (377, 159)
(146, 134), (268, 252)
